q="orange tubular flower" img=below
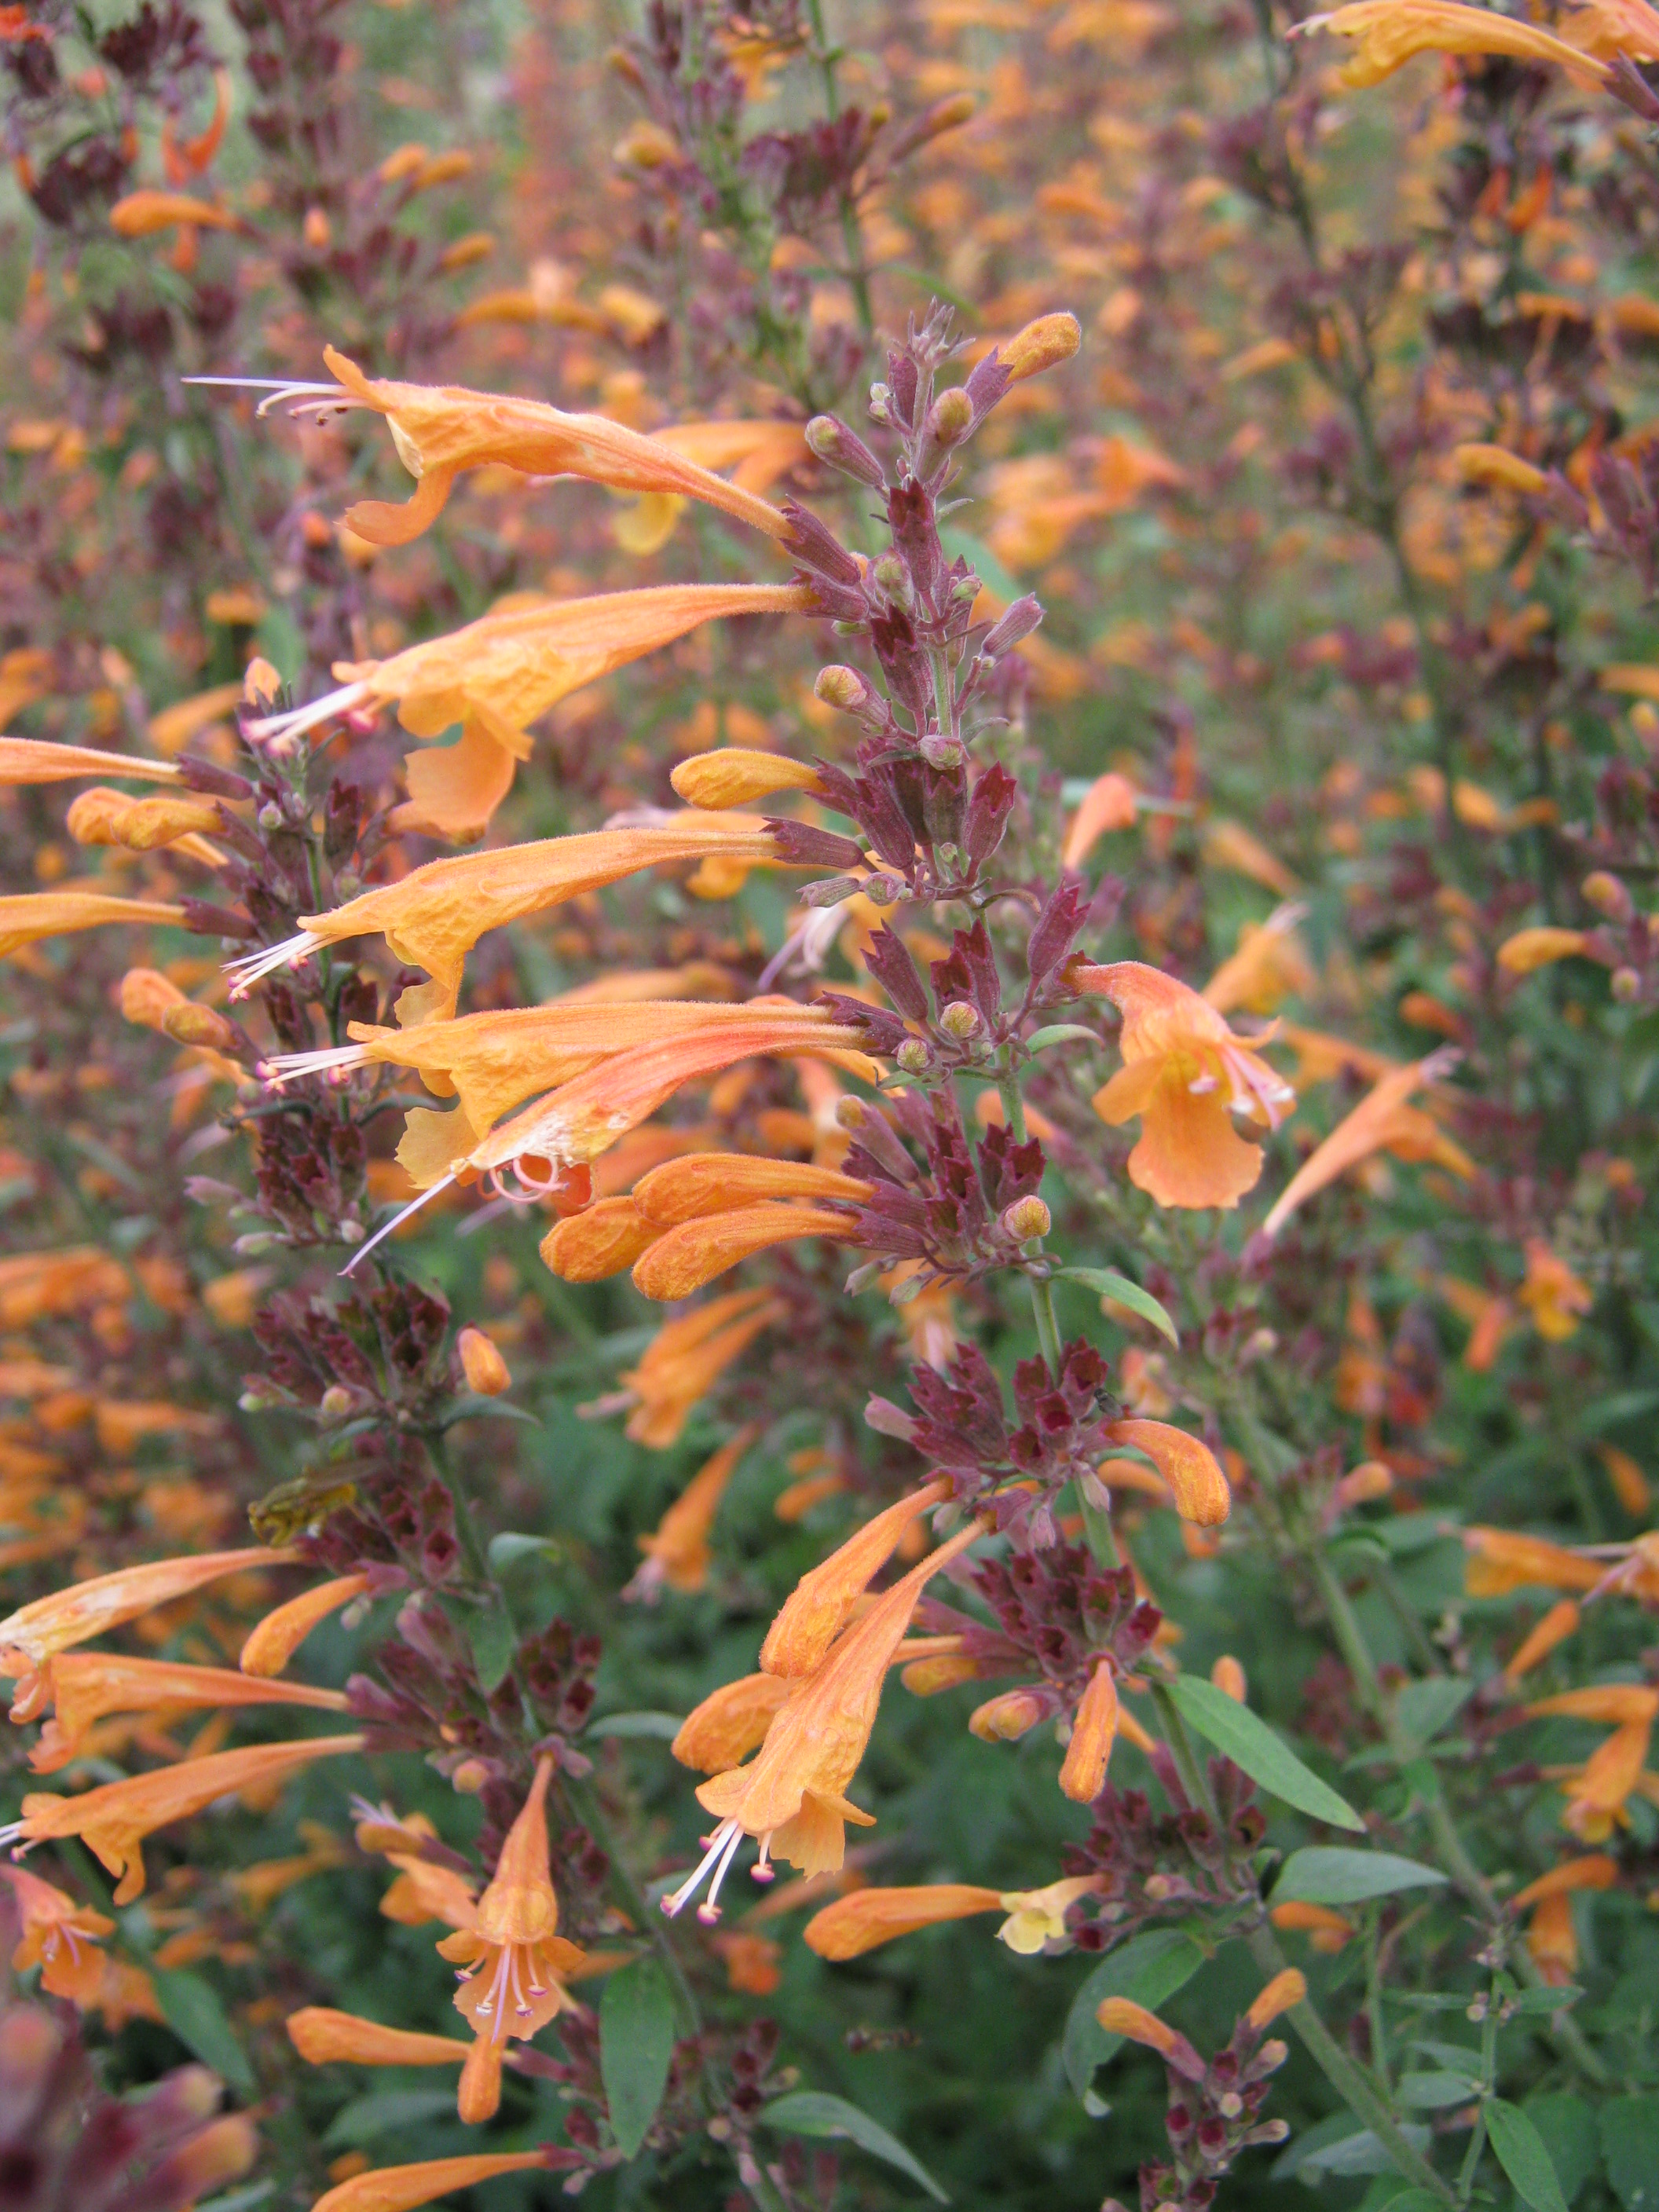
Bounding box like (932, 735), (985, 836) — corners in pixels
(66, 786), (225, 854)
(311, 2152), (554, 2212)
(627, 1424), (759, 1599)
(1497, 925), (1591, 976)
(0, 737), (180, 786)
(240, 1573), (371, 1676)
(1058, 1661), (1120, 1804)
(1102, 1419), (1231, 1525)
(267, 997), (792, 1145)
(244, 583), (815, 840)
(1518, 1240), (1594, 1342)
(1061, 771), (1138, 869)
(1509, 1855), (1620, 1912)
(1, 1864), (115, 2003)
(665, 1521), (984, 1913)
(0, 891), (186, 961)
(27, 1654), (349, 1774)
(2, 1733), (364, 1903)
(1074, 961), (1294, 1209)
(631, 1202), (859, 1301)
(618, 1290), (784, 1448)
(228, 813), (793, 1016)
(287, 2008), (471, 2067)
(1270, 1900), (1356, 1953)
(1246, 1969), (1308, 2031)
(1463, 1528), (1605, 1599)
(436, 1756), (585, 2043)
(759, 1478), (952, 1677)
(0, 1544), (296, 1719)
(1262, 1050), (1463, 1238)
(281, 346), (798, 548)
(1297, 2), (1610, 89)
(804, 1883), (1004, 1958)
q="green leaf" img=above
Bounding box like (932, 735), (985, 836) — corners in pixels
(323, 2086), (460, 2148)
(1057, 1267), (1179, 1346)
(1165, 1675), (1365, 1830)
(487, 1531), (562, 1570)
(758, 2091), (950, 2204)
(1600, 2096), (1659, 2210)
(1062, 1928), (1205, 2097)
(152, 1967), (255, 2097)
(1025, 1024), (1103, 1053)
(437, 1391), (540, 1430)
(1522, 2093), (1601, 2207)
(1509, 1985), (1584, 2016)
(1393, 1677), (1474, 1748)
(1273, 1848), (1448, 1906)
(1488, 2098), (1572, 2212)
(587, 1710), (686, 1739)
(466, 1603), (516, 1693)
(1397, 2072), (1480, 2108)
(599, 1955), (676, 2159)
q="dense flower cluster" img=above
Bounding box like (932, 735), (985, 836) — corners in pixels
(7, 0), (1659, 2207)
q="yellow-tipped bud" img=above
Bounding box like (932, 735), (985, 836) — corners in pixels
(1245, 1968), (1306, 2032)
(1002, 312), (1082, 383)
(457, 1326), (511, 1396)
(670, 749), (825, 809)
(969, 1687), (1048, 1742)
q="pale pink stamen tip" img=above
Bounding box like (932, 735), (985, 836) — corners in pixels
(749, 1865), (776, 1883)
(696, 1903), (722, 1925)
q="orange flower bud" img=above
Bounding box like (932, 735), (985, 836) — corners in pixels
(540, 1197), (664, 1282)
(456, 1326), (511, 1396)
(1599, 1444), (1650, 1517)
(672, 1672), (794, 1773)
(1454, 444), (1550, 495)
(1094, 1998), (1205, 2078)
(312, 2152), (553, 2212)
(1463, 1526), (1602, 1599)
(1269, 1901), (1355, 1952)
(632, 1153), (871, 1225)
(1104, 1419), (1230, 1525)
(969, 1687), (1049, 1741)
(1526, 1890), (1579, 1984)
(669, 749), (825, 809)
(1503, 1600), (1581, 1686)
(1001, 312), (1082, 382)
(1245, 1968), (1306, 2031)
(456, 2034), (504, 2122)
(631, 1201), (857, 1301)
(1210, 1655), (1247, 1702)
(240, 1573), (370, 1677)
(1058, 1662), (1119, 1803)
(287, 2008), (469, 2067)
(66, 786), (223, 851)
(1498, 926), (1590, 976)
(804, 1884), (1003, 1959)
(109, 189), (244, 236)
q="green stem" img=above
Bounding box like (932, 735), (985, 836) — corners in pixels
(1246, 1925), (1456, 2206)
(997, 1073), (1027, 1141)
(1029, 1273), (1062, 1375)
(1079, 1487), (1120, 1571)
(1150, 1682), (1217, 1822)
(803, 0), (873, 336)
(562, 1771), (702, 2040)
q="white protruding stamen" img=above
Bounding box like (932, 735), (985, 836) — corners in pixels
(661, 1815), (745, 1920)
(339, 1173), (460, 1278)
(185, 375), (363, 423)
(244, 681), (373, 748)
(225, 931), (322, 998)
(262, 1043), (372, 1086)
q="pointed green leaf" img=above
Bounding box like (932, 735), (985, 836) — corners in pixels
(759, 2091), (950, 2203)
(152, 1966), (255, 2097)
(600, 1955), (676, 2159)
(1057, 1267), (1179, 1346)
(1273, 1848), (1448, 1906)
(1601, 2095), (1659, 2210)
(1165, 1675), (1364, 1830)
(587, 1710), (686, 1739)
(1489, 2098), (1572, 2212)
